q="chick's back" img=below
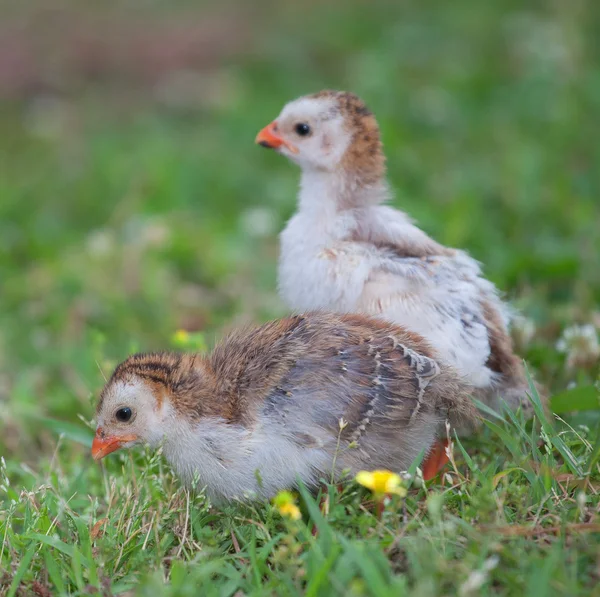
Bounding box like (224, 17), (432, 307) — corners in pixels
(210, 313), (475, 471)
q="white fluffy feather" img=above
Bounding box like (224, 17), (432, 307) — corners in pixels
(279, 170), (511, 389)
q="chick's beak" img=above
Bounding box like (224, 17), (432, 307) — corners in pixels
(92, 427), (138, 461)
(255, 122), (298, 154)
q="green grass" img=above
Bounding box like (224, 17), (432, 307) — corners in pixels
(1, 0), (599, 594)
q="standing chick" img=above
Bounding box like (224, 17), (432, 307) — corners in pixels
(93, 313), (475, 502)
(256, 90), (536, 416)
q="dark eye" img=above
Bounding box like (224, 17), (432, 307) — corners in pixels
(115, 407), (132, 422)
(294, 123), (311, 136)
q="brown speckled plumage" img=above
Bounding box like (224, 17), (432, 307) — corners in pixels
(101, 312), (475, 434)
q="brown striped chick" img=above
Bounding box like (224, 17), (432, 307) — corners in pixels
(256, 90), (540, 420)
(92, 313), (476, 503)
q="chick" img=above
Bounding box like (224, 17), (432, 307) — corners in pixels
(93, 312), (475, 502)
(256, 90), (537, 416)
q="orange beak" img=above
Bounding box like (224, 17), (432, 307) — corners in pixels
(255, 121), (298, 154)
(91, 428), (138, 461)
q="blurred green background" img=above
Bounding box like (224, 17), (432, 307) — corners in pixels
(0, 0), (599, 461)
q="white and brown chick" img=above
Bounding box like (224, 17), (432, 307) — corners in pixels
(92, 313), (475, 503)
(256, 90), (539, 417)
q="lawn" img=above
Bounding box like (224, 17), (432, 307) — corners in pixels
(1, 1), (599, 595)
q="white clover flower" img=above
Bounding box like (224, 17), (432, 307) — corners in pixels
(556, 324), (600, 370)
(86, 229), (115, 257)
(459, 555), (500, 596)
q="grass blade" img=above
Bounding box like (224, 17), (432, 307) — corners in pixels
(44, 549), (67, 595)
(7, 544), (35, 597)
(525, 366), (584, 477)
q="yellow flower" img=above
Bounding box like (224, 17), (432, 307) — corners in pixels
(172, 329), (208, 351)
(355, 470), (407, 497)
(172, 329), (190, 345)
(277, 502), (302, 520)
(273, 490), (302, 520)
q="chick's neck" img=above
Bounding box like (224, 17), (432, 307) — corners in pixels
(298, 165), (388, 220)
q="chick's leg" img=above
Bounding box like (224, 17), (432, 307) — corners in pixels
(421, 439), (450, 481)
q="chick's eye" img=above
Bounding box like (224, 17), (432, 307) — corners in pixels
(115, 407), (132, 422)
(294, 123), (311, 136)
